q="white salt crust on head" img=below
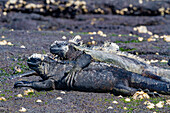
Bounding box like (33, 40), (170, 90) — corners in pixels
(28, 53), (48, 61)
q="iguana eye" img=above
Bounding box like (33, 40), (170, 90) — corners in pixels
(56, 44), (61, 47)
(42, 62), (45, 66)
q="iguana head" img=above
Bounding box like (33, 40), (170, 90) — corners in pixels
(27, 53), (54, 80)
(50, 41), (69, 59)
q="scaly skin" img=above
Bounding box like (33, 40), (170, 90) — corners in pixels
(49, 40), (170, 82)
(13, 41), (170, 95)
(14, 56), (170, 96)
(73, 43), (170, 81)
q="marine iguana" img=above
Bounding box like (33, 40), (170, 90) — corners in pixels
(14, 53), (170, 96)
(11, 40), (169, 84)
(50, 40), (170, 83)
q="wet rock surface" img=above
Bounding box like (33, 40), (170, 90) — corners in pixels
(0, 0), (170, 112)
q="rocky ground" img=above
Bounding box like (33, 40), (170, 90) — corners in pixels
(0, 0), (170, 112)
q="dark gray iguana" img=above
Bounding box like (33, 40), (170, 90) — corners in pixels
(13, 54), (170, 96)
(14, 41), (170, 96)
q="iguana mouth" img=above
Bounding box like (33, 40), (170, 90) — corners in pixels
(27, 56), (42, 67)
(27, 61), (41, 67)
(50, 48), (64, 56)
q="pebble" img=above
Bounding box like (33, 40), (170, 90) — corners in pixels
(102, 34), (107, 37)
(118, 95), (123, 98)
(160, 60), (168, 63)
(144, 101), (151, 105)
(7, 42), (13, 45)
(133, 91), (150, 100)
(125, 98), (131, 102)
(56, 97), (62, 100)
(20, 45), (26, 48)
(123, 107), (127, 110)
(97, 30), (103, 35)
(112, 100), (118, 104)
(17, 94), (23, 98)
(129, 33), (132, 36)
(0, 97), (7, 101)
(147, 31), (153, 35)
(0, 40), (7, 45)
(60, 91), (66, 94)
(10, 29), (14, 31)
(90, 37), (93, 39)
(92, 41), (96, 45)
(15, 66), (22, 72)
(93, 32), (96, 35)
(154, 34), (159, 38)
(74, 35), (81, 40)
(36, 99), (42, 103)
(107, 106), (113, 109)
(69, 31), (73, 34)
(24, 89), (34, 95)
(147, 37), (156, 42)
(138, 37), (143, 41)
(19, 107), (27, 112)
(62, 36), (67, 39)
(166, 99), (170, 105)
(136, 26), (148, 33)
(1, 36), (5, 38)
(155, 52), (159, 55)
(146, 103), (155, 109)
(163, 35), (170, 42)
(3, 12), (7, 16)
(150, 59), (158, 63)
(156, 101), (164, 108)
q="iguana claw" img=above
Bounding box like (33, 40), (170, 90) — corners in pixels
(65, 69), (77, 88)
(143, 89), (161, 97)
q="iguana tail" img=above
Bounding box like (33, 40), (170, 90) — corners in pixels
(146, 66), (170, 81)
(130, 73), (170, 95)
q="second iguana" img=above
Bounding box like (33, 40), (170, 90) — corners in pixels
(50, 40), (170, 82)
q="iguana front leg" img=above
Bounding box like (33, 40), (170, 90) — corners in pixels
(64, 54), (92, 87)
(112, 84), (137, 96)
(14, 79), (55, 90)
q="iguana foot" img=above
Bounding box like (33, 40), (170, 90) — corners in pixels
(143, 89), (161, 97)
(65, 71), (76, 88)
(14, 79), (55, 90)
(133, 89), (161, 100)
(14, 81), (32, 88)
(138, 89), (160, 97)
